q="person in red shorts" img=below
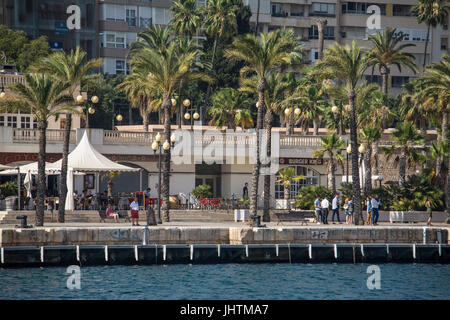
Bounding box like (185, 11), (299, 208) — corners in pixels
(130, 197), (140, 226)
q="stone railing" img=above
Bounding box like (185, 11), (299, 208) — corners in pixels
(12, 128), (76, 144)
(280, 135), (323, 147)
(103, 130), (154, 145)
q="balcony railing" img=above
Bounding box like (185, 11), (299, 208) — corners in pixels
(13, 128), (76, 144)
(103, 130), (154, 145)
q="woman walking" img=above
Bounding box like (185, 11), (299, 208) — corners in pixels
(347, 196), (354, 225)
(365, 196), (372, 225)
(130, 197), (140, 226)
(425, 197), (432, 226)
(344, 198), (350, 225)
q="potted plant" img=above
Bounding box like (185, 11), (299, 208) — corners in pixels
(0, 181), (18, 211)
(191, 185), (213, 199)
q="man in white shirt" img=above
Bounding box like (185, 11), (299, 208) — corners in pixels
(130, 197), (140, 226)
(331, 194), (340, 224)
(371, 196), (381, 225)
(321, 196), (330, 224)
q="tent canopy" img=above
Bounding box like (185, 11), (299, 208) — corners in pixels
(48, 131), (139, 172)
(0, 162), (57, 175)
(0, 164), (13, 171)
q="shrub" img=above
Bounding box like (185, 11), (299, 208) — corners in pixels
(294, 186), (332, 210)
(0, 181), (18, 198)
(191, 184), (212, 199)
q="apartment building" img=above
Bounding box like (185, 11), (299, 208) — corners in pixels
(245, 0), (449, 95)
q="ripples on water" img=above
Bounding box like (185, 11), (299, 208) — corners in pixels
(0, 264), (449, 300)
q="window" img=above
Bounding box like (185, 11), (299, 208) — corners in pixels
(393, 5), (412, 16)
(309, 26), (335, 40)
(271, 4), (284, 16)
(33, 118), (37, 129)
(153, 7), (170, 25)
(342, 2), (386, 15)
(105, 4), (125, 21)
(21, 116), (30, 128)
(7, 116), (17, 128)
(311, 2), (335, 16)
(0, 116), (4, 126)
(105, 33), (125, 48)
(392, 76), (410, 88)
(60, 118), (66, 130)
(126, 33), (137, 49)
(441, 37), (448, 51)
(275, 166), (319, 200)
(116, 60), (126, 74)
(126, 8), (137, 27)
(139, 6), (152, 27)
(364, 75), (382, 86)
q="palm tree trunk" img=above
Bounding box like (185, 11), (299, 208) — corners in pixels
(284, 184), (290, 201)
(381, 67), (388, 94)
(58, 113), (71, 222)
(143, 107), (149, 132)
(363, 147), (372, 196)
(423, 24), (430, 69)
(328, 159), (336, 194)
(162, 96), (172, 222)
(255, 0), (260, 35)
(313, 116), (320, 135)
(442, 111), (449, 215)
(348, 89), (363, 224)
(263, 109), (273, 222)
(202, 35), (219, 124)
(286, 115), (293, 136)
(36, 118), (47, 227)
(316, 18), (327, 60)
(372, 141), (379, 187)
(399, 148), (407, 187)
(249, 78), (266, 219)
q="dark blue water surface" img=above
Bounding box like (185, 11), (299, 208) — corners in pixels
(0, 263), (449, 300)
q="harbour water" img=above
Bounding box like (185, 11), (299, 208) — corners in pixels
(0, 263), (449, 300)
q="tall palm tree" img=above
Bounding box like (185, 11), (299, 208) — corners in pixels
(131, 32), (211, 222)
(315, 18), (328, 60)
(412, 0), (450, 68)
(417, 54), (450, 212)
(29, 47), (102, 222)
(201, 0), (238, 123)
(367, 27), (418, 94)
(360, 124), (381, 195)
(0, 74), (75, 226)
(208, 87), (253, 129)
(316, 40), (369, 224)
(225, 29), (303, 219)
(240, 72), (292, 221)
(382, 122), (426, 186)
(313, 133), (345, 194)
(170, 0), (202, 39)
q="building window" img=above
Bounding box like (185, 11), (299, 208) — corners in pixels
(311, 2), (335, 16)
(0, 116), (4, 126)
(139, 6), (152, 27)
(60, 118), (66, 130)
(392, 76), (410, 88)
(126, 9), (137, 27)
(275, 166), (319, 200)
(105, 4), (125, 21)
(364, 75), (382, 87)
(309, 26), (335, 40)
(21, 116), (31, 128)
(106, 33), (125, 48)
(342, 2), (386, 15)
(7, 116), (17, 128)
(116, 60), (126, 74)
(441, 37), (448, 51)
(393, 5), (412, 16)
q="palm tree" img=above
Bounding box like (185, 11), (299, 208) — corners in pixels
(313, 133), (345, 194)
(276, 167), (305, 208)
(208, 87), (253, 130)
(29, 47), (102, 222)
(0, 74), (75, 226)
(316, 40), (369, 224)
(131, 30), (211, 222)
(367, 27), (418, 94)
(295, 84), (327, 135)
(201, 0), (238, 123)
(240, 72), (292, 221)
(382, 122), (426, 186)
(225, 29), (303, 219)
(417, 54), (450, 212)
(412, 0), (450, 68)
(315, 18), (328, 60)
(117, 69), (159, 132)
(360, 124), (382, 195)
(170, 0), (201, 39)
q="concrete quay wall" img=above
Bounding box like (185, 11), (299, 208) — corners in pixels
(0, 226), (448, 247)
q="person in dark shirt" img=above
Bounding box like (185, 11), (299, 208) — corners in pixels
(243, 183), (249, 199)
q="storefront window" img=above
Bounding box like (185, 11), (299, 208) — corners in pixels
(275, 166), (320, 199)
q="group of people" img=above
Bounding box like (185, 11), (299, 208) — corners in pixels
(314, 194), (382, 225)
(73, 189), (94, 210)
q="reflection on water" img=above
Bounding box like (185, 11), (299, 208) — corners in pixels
(0, 263), (449, 300)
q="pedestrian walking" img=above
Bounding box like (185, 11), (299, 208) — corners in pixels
(425, 197), (432, 226)
(321, 196), (330, 224)
(371, 195), (380, 225)
(365, 196), (372, 225)
(243, 183), (249, 200)
(331, 194), (340, 224)
(314, 197), (322, 224)
(347, 196), (354, 225)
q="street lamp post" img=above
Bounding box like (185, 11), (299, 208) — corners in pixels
(151, 132), (176, 224)
(77, 92), (98, 128)
(184, 101), (199, 130)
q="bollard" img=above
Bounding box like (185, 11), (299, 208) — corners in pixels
(423, 227), (429, 244)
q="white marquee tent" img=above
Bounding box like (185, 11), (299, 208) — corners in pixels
(48, 131), (139, 210)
